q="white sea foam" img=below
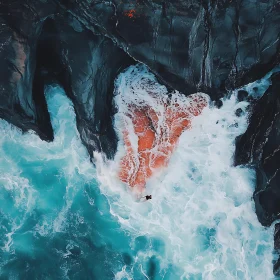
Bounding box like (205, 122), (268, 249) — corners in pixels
(96, 64), (275, 279)
(0, 64), (276, 279)
(240, 65), (280, 99)
(0, 85), (95, 251)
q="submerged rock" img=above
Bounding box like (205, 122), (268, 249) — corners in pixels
(214, 99), (223, 109)
(237, 90), (249, 102)
(235, 108), (243, 117)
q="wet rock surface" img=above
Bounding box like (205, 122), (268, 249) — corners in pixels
(0, 0), (57, 141)
(235, 72), (280, 227)
(1, 0), (280, 275)
(235, 72), (280, 274)
(55, 0), (280, 96)
(37, 14), (134, 158)
(0, 0), (279, 158)
(274, 223), (280, 275)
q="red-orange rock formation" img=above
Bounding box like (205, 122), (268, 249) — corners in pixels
(119, 93), (208, 192)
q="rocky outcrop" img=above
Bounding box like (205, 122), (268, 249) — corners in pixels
(0, 0), (56, 140)
(56, 0), (280, 96)
(235, 72), (280, 274)
(0, 0), (279, 159)
(274, 223), (280, 276)
(0, 1), (134, 158)
(235, 72), (280, 227)
(36, 14), (134, 158)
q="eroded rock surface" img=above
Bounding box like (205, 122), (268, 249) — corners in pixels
(56, 0), (280, 96)
(235, 72), (280, 274)
(0, 0), (57, 140)
(37, 14), (134, 158)
(0, 0), (279, 159)
(274, 223), (280, 276)
(235, 72), (280, 227)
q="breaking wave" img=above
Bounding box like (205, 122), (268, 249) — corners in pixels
(0, 64), (276, 279)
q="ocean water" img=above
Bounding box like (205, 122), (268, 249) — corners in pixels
(0, 64), (276, 279)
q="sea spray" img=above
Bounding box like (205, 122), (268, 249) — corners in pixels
(0, 86), (132, 279)
(96, 64), (275, 279)
(114, 64), (209, 193)
(0, 67), (276, 279)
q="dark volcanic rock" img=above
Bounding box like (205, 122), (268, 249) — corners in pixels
(0, 0), (280, 159)
(237, 90), (249, 102)
(274, 223), (280, 275)
(235, 108), (244, 117)
(0, 0), (57, 140)
(235, 72), (280, 226)
(235, 71), (280, 277)
(37, 15), (134, 158)
(0, 2), (134, 158)
(55, 0), (280, 97)
(214, 99), (223, 109)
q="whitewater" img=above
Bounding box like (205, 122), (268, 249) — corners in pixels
(0, 64), (277, 279)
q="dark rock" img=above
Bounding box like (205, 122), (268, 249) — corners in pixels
(36, 14), (134, 158)
(214, 99), (223, 109)
(274, 224), (280, 275)
(274, 224), (280, 249)
(235, 108), (243, 117)
(0, 1), (135, 158)
(237, 90), (249, 102)
(0, 0), (57, 141)
(55, 0), (280, 97)
(235, 72), (280, 277)
(0, 0), (280, 159)
(235, 72), (280, 226)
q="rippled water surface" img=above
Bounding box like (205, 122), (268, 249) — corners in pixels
(0, 65), (276, 279)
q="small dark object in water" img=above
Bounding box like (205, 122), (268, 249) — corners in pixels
(235, 108), (243, 117)
(214, 99), (223, 109)
(145, 195), (152, 200)
(237, 90), (249, 102)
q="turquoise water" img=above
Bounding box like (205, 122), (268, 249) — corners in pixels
(0, 87), (136, 279)
(0, 66), (276, 279)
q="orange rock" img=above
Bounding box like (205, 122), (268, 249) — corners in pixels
(124, 9), (136, 18)
(118, 93), (208, 192)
